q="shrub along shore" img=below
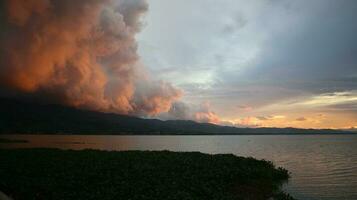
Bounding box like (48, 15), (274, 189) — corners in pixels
(0, 148), (296, 200)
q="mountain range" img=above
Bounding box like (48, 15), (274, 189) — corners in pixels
(0, 98), (350, 135)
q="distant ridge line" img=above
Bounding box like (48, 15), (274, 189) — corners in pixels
(0, 98), (350, 135)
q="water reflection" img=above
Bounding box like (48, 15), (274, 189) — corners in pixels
(1, 134), (357, 200)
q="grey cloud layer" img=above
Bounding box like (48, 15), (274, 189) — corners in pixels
(138, 0), (357, 118)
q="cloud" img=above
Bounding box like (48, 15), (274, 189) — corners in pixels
(236, 105), (253, 112)
(297, 91), (357, 107)
(0, 0), (181, 116)
(257, 115), (286, 121)
(164, 101), (221, 124)
(225, 117), (262, 128)
(194, 103), (220, 124)
(221, 114), (287, 128)
(268, 91), (357, 114)
(167, 101), (191, 120)
(295, 117), (307, 121)
(139, 0), (357, 125)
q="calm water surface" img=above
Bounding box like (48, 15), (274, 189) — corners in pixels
(1, 134), (357, 200)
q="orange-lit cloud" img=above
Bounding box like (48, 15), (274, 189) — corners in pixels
(220, 111), (357, 129)
(193, 102), (220, 124)
(165, 101), (221, 124)
(195, 111), (220, 124)
(223, 115), (287, 128)
(0, 0), (181, 116)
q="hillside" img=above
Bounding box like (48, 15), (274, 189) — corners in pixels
(0, 98), (348, 135)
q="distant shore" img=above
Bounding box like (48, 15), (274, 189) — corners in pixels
(0, 148), (296, 200)
(1, 132), (355, 136)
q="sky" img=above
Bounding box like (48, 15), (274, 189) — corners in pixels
(136, 0), (357, 129)
(0, 0), (356, 129)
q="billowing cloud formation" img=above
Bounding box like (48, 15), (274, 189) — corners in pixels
(194, 102), (220, 124)
(166, 101), (220, 124)
(0, 0), (181, 115)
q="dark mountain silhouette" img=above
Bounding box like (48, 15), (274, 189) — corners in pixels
(0, 98), (349, 135)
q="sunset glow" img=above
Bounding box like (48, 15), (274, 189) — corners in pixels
(1, 0), (357, 129)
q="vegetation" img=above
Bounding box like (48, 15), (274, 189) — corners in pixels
(0, 98), (346, 135)
(0, 148), (296, 200)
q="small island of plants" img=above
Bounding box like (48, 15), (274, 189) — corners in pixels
(0, 148), (296, 200)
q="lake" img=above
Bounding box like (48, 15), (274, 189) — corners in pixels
(1, 134), (356, 200)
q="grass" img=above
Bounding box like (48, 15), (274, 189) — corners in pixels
(0, 148), (296, 200)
